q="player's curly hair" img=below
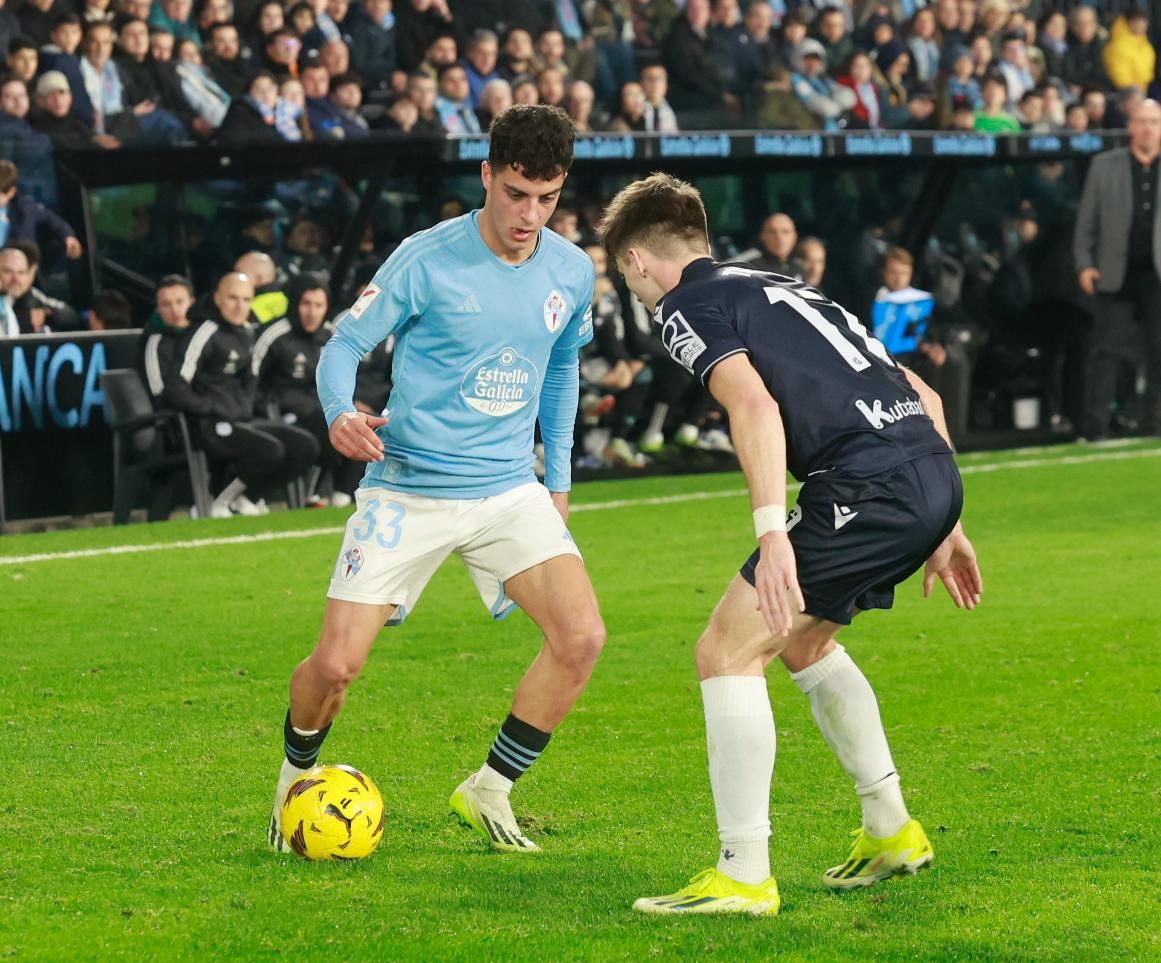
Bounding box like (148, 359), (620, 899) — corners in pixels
(488, 104), (575, 181)
(597, 172), (709, 265)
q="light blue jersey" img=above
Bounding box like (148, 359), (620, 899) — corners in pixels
(317, 211), (595, 498)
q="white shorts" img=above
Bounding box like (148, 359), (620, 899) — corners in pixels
(327, 482), (581, 623)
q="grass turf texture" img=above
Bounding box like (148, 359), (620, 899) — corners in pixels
(2, 441), (1159, 961)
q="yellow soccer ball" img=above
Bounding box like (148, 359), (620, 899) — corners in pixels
(280, 764), (385, 860)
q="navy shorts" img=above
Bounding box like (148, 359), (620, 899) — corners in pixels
(741, 452), (963, 625)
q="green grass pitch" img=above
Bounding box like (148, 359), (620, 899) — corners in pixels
(2, 441), (1159, 961)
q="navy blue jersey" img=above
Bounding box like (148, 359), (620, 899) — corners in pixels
(654, 258), (951, 480)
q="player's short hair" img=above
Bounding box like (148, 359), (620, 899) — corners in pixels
(487, 103), (574, 181)
(469, 29), (498, 51)
(597, 172), (709, 264)
(156, 273), (194, 297)
(119, 17), (149, 36)
(330, 71), (361, 91)
(7, 36), (38, 56)
(91, 289), (132, 329)
(884, 246), (913, 268)
(4, 239), (39, 267)
(83, 19), (114, 41)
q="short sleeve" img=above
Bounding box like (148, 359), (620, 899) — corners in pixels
(654, 297), (748, 384)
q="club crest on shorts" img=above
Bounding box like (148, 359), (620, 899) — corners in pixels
(340, 545), (364, 580)
(543, 290), (567, 333)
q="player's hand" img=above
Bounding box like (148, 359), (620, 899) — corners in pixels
(550, 490), (569, 523)
(754, 532), (805, 637)
(923, 523), (982, 609)
(603, 360), (634, 391)
(1078, 267), (1101, 296)
(65, 236), (83, 259)
(919, 341), (948, 366)
(329, 411), (387, 462)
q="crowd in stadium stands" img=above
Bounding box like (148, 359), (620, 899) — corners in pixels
(2, 0), (1159, 510)
(0, 0), (1154, 148)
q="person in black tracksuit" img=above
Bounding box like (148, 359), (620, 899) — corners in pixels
(167, 272), (319, 514)
(134, 275), (196, 520)
(141, 275), (195, 402)
(251, 274), (363, 497)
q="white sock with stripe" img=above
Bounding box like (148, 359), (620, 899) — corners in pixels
(702, 675), (775, 886)
(790, 644), (910, 838)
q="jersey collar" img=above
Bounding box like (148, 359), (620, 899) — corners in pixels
(679, 257), (716, 284)
(469, 209), (545, 271)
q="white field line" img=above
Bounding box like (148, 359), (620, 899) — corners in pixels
(1, 446), (1158, 567)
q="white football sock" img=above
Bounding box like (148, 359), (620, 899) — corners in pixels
(790, 644), (910, 839)
(475, 763), (514, 795)
(274, 758), (308, 812)
(701, 675), (775, 885)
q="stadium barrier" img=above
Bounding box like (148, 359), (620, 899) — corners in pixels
(0, 330), (138, 526)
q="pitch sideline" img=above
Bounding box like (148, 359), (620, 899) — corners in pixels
(2, 445), (1158, 567)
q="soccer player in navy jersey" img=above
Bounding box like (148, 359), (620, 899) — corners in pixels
(268, 105), (605, 855)
(599, 174), (982, 915)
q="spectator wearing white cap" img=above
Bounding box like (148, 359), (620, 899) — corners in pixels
(28, 69), (121, 148)
(790, 37), (855, 130)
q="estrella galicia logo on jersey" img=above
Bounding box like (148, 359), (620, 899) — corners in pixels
(578, 304), (593, 338)
(544, 290), (568, 333)
(855, 397), (927, 430)
(340, 545), (364, 580)
(461, 346), (540, 417)
(657, 308), (708, 373)
(348, 282), (382, 320)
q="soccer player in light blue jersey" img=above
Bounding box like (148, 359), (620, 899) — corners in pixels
(268, 105), (605, 854)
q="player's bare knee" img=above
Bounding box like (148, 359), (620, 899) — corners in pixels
(779, 627), (838, 673)
(309, 652), (362, 693)
(695, 622), (767, 678)
(308, 629), (368, 693)
(550, 617), (606, 678)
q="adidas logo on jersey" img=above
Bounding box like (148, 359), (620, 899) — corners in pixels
(455, 294), (482, 313)
(855, 397), (926, 430)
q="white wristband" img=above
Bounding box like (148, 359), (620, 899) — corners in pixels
(752, 504), (786, 538)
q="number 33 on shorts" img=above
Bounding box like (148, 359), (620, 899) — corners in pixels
(352, 497), (407, 550)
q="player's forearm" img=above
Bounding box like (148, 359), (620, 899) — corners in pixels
(316, 332), (366, 426)
(729, 396), (788, 512)
(539, 355), (580, 492)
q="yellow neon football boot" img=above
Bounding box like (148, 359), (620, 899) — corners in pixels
(633, 868), (781, 916)
(823, 819), (934, 890)
(449, 773), (541, 852)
